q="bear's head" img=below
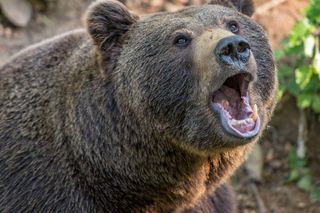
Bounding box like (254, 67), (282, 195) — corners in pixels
(86, 0), (277, 154)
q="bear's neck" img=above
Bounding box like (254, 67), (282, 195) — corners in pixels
(69, 77), (242, 212)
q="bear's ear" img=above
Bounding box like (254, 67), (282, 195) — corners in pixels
(207, 0), (255, 17)
(85, 0), (138, 50)
(229, 0), (254, 17)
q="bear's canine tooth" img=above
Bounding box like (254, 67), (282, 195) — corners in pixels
(251, 104), (258, 121)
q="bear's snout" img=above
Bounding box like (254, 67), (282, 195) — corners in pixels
(214, 35), (251, 70)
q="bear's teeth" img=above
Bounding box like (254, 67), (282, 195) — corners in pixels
(251, 104), (258, 121)
(230, 118), (254, 126)
(225, 109), (232, 119)
(221, 99), (229, 108)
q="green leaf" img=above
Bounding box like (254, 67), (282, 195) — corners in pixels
(297, 93), (313, 108)
(288, 148), (306, 169)
(288, 149), (298, 169)
(312, 95), (320, 113)
(285, 44), (304, 57)
(289, 19), (314, 47)
(313, 53), (320, 78)
(304, 35), (315, 57)
(295, 67), (312, 89)
(287, 78), (300, 96)
(310, 187), (320, 203)
(297, 174), (313, 192)
(303, 75), (320, 92)
(277, 88), (285, 102)
(286, 169), (300, 183)
(306, 0), (320, 25)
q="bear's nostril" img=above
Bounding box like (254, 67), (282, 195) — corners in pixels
(221, 44), (233, 56)
(238, 41), (250, 53)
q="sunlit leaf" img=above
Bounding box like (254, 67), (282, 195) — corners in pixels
(277, 88), (285, 102)
(286, 169), (300, 183)
(313, 53), (320, 78)
(289, 19), (314, 47)
(304, 35), (315, 57)
(295, 67), (312, 89)
(297, 174), (313, 192)
(297, 93), (313, 108)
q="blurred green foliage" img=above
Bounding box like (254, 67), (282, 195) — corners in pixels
(286, 148), (320, 202)
(276, 0), (320, 113)
(278, 0), (320, 202)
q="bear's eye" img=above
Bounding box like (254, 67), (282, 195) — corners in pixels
(227, 21), (239, 34)
(174, 35), (192, 48)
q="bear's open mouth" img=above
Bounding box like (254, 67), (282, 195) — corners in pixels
(211, 73), (260, 139)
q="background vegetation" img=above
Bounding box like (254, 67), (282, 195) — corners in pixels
(277, 0), (320, 204)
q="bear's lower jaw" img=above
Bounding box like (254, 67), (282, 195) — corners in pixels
(211, 73), (260, 139)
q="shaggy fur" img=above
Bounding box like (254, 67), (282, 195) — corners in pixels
(0, 0), (276, 212)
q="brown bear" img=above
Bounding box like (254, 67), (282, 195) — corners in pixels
(0, 0), (277, 212)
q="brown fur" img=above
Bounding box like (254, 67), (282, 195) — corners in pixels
(0, 0), (276, 212)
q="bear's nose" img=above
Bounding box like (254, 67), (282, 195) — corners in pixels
(214, 36), (251, 68)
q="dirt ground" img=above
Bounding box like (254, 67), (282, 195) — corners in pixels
(1, 0), (320, 212)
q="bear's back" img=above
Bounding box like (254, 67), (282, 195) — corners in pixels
(0, 29), (95, 138)
(0, 30), (102, 212)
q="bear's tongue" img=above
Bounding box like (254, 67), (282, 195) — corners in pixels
(214, 85), (253, 119)
(212, 85), (258, 135)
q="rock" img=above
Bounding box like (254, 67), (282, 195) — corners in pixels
(297, 202), (306, 208)
(0, 0), (32, 27)
(3, 26), (13, 38)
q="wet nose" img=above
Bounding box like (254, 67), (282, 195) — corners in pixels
(214, 36), (251, 68)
